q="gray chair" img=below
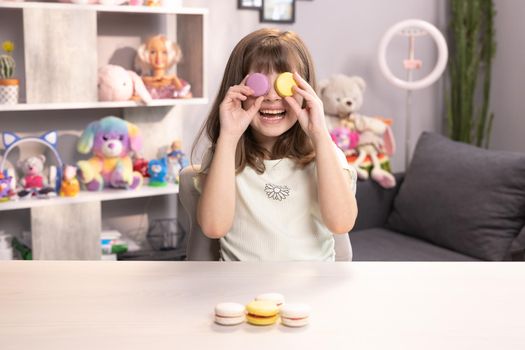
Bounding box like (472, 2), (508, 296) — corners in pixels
(179, 165), (352, 261)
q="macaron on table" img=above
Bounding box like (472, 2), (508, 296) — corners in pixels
(214, 292), (309, 328)
(214, 302), (246, 326)
(280, 303), (311, 327)
(245, 300), (280, 326)
(255, 292), (285, 308)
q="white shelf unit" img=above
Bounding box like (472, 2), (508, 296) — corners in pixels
(0, 184), (179, 211)
(0, 97), (208, 111)
(0, 2), (207, 260)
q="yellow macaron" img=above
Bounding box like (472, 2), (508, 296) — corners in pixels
(245, 300), (279, 326)
(274, 72), (297, 97)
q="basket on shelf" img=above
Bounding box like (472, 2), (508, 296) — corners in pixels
(147, 218), (185, 251)
(0, 41), (19, 105)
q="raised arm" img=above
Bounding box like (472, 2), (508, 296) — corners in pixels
(197, 84), (263, 238)
(285, 72), (357, 234)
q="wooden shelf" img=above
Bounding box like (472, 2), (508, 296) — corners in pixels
(0, 183), (179, 211)
(0, 98), (208, 112)
(0, 2), (208, 15)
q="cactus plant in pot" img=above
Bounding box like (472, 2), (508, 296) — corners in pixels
(0, 41), (19, 105)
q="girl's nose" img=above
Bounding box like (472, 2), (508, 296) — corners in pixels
(264, 80), (281, 101)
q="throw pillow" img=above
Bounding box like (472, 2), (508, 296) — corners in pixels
(386, 132), (525, 261)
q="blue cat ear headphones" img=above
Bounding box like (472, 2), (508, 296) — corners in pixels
(1, 131), (64, 192)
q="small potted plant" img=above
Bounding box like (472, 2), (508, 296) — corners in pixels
(0, 40), (19, 105)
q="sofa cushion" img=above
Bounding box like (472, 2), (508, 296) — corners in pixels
(350, 228), (479, 261)
(386, 132), (525, 261)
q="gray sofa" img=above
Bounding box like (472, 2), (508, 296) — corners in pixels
(350, 132), (525, 261)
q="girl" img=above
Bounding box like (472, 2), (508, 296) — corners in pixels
(194, 28), (357, 261)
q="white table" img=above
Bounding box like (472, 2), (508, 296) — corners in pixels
(0, 261), (524, 350)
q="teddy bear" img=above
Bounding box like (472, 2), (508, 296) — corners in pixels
(319, 74), (397, 189)
(98, 65), (152, 105)
(77, 116), (144, 191)
(17, 155), (57, 199)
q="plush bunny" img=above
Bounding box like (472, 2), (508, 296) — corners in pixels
(77, 116), (144, 191)
(319, 74), (397, 189)
(98, 65), (152, 105)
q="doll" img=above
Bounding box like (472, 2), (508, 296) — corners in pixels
(136, 35), (192, 99)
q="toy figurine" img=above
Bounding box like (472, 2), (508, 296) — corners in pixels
(60, 165), (80, 197)
(136, 35), (192, 99)
(166, 140), (189, 184)
(147, 157), (168, 187)
(0, 174), (14, 202)
(133, 156), (150, 178)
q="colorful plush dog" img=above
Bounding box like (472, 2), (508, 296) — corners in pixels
(77, 116), (143, 191)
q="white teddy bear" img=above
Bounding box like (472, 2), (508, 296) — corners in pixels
(319, 74), (397, 189)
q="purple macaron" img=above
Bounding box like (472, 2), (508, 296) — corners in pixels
(246, 73), (270, 97)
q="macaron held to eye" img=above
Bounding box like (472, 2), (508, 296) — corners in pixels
(274, 72), (297, 97)
(245, 300), (279, 326)
(246, 73), (271, 97)
(214, 302), (246, 326)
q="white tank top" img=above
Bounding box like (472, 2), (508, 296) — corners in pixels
(219, 147), (356, 261)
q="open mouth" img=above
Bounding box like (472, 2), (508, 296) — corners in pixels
(259, 109), (286, 121)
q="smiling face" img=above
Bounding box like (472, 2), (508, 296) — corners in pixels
(243, 70), (303, 152)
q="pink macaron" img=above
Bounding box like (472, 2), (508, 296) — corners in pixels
(214, 302), (245, 326)
(246, 73), (270, 97)
(280, 303), (311, 327)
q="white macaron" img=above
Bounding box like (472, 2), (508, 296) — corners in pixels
(280, 303), (311, 327)
(214, 302), (245, 326)
(255, 292), (285, 308)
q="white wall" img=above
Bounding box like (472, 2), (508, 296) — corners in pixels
(182, 0), (448, 172)
(489, 1), (525, 153)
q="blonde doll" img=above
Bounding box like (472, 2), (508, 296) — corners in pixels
(136, 35), (191, 99)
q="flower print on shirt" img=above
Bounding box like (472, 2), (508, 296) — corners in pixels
(264, 183), (290, 201)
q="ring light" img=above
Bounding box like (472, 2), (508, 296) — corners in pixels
(378, 19), (448, 91)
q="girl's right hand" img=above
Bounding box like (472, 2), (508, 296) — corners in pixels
(219, 81), (264, 140)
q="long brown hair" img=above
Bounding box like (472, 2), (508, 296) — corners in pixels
(193, 28), (317, 174)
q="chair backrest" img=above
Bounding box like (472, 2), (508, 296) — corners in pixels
(179, 165), (220, 261)
(178, 165), (352, 261)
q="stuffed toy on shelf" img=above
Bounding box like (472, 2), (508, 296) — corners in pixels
(60, 165), (80, 197)
(135, 35), (192, 99)
(98, 64), (152, 105)
(77, 116), (144, 191)
(319, 74), (397, 189)
(147, 157), (168, 187)
(17, 155), (58, 199)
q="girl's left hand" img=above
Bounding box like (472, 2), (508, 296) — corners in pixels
(285, 72), (329, 142)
